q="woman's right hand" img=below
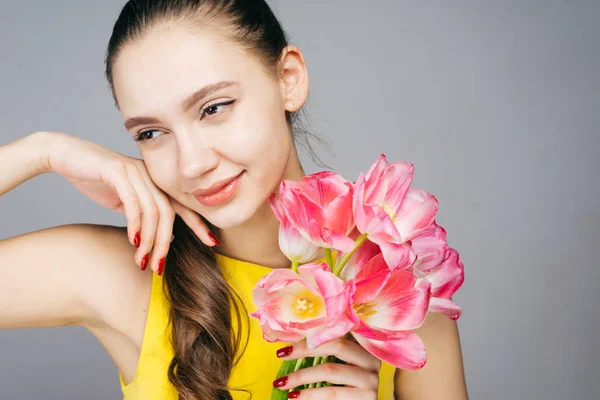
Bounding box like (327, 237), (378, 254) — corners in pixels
(38, 131), (217, 274)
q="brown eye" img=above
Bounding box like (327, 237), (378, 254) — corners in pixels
(200, 99), (236, 120)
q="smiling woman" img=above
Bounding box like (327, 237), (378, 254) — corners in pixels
(0, 0), (468, 399)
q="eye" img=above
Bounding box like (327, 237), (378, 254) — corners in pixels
(200, 99), (236, 120)
(133, 129), (164, 143)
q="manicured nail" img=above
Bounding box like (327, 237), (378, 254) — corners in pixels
(273, 376), (288, 388)
(276, 346), (293, 358)
(134, 232), (140, 248)
(208, 232), (221, 246)
(141, 254), (149, 271)
(157, 257), (165, 276)
(287, 391), (301, 399)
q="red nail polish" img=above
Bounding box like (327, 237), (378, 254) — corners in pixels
(273, 376), (288, 388)
(134, 232), (140, 248)
(141, 254), (149, 271)
(287, 391), (301, 399)
(208, 232), (221, 246)
(276, 346), (293, 358)
(157, 257), (165, 276)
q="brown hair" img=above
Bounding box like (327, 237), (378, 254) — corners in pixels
(104, 1), (328, 399)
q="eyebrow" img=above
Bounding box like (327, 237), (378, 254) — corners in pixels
(124, 80), (239, 130)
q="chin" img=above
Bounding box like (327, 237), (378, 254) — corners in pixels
(202, 195), (261, 230)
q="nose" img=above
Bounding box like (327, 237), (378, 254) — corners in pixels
(176, 131), (220, 181)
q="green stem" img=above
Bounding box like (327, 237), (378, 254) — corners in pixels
(291, 260), (299, 273)
(315, 355), (331, 388)
(307, 356), (323, 389)
(293, 357), (305, 372)
(332, 233), (369, 276)
(324, 248), (333, 270)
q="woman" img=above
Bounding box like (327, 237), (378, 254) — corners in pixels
(0, 0), (468, 399)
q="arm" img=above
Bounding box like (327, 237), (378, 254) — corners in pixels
(0, 224), (139, 330)
(0, 131), (53, 196)
(394, 311), (469, 400)
(0, 133), (145, 331)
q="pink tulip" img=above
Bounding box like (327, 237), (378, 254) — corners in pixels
(422, 248), (464, 320)
(353, 154), (438, 270)
(275, 171), (356, 253)
(250, 262), (355, 349)
(411, 222), (450, 273)
(269, 193), (320, 263)
(409, 223), (464, 320)
(341, 243), (432, 370)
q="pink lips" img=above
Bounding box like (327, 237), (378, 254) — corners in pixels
(192, 172), (243, 206)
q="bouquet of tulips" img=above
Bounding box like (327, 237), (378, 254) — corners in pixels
(249, 154), (464, 399)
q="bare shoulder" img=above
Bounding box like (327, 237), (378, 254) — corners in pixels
(0, 222), (152, 347)
(65, 223), (152, 330)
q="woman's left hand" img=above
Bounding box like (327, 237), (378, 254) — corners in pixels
(273, 337), (381, 399)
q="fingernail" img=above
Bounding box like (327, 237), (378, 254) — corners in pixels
(134, 232), (140, 248)
(141, 254), (149, 271)
(276, 346), (293, 358)
(208, 232), (221, 246)
(157, 257), (166, 276)
(273, 376), (288, 388)
(287, 391), (301, 399)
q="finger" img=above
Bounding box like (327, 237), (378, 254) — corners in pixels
(170, 197), (218, 247)
(273, 362), (379, 391)
(284, 386), (377, 400)
(105, 160), (142, 248)
(125, 164), (160, 272)
(146, 193), (176, 276)
(276, 338), (381, 372)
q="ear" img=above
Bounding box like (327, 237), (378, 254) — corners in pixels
(278, 46), (309, 113)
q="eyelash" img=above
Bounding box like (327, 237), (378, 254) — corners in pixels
(133, 99), (236, 143)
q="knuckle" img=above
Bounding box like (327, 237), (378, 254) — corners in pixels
(373, 358), (382, 371)
(331, 338), (346, 354)
(128, 214), (141, 227)
(146, 205), (160, 219)
(110, 158), (127, 173)
(128, 195), (141, 210)
(160, 205), (176, 220)
(368, 372), (379, 389)
(321, 362), (336, 375)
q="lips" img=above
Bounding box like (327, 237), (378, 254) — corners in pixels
(192, 171), (244, 207)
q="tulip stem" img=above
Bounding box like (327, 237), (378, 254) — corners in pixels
(308, 357), (323, 389)
(332, 233), (369, 276)
(291, 261), (299, 273)
(293, 357), (305, 372)
(324, 248), (333, 270)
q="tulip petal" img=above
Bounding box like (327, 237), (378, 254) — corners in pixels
(411, 222), (449, 272)
(352, 330), (427, 370)
(427, 248), (464, 299)
(394, 188), (438, 241)
(383, 161), (414, 211)
(339, 239), (382, 282)
(429, 297), (462, 320)
(305, 316), (356, 349)
(376, 239), (416, 271)
(306, 219), (355, 252)
(365, 270), (431, 331)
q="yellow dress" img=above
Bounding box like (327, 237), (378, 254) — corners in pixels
(119, 253), (396, 399)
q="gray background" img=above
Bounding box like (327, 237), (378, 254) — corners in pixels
(1, 1), (598, 399)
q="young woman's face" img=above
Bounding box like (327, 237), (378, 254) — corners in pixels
(112, 24), (306, 229)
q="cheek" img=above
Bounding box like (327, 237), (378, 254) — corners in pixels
(144, 157), (178, 192)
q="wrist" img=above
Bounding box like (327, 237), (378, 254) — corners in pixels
(26, 131), (63, 174)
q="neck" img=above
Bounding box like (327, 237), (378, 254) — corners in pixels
(216, 144), (308, 269)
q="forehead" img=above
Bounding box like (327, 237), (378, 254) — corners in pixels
(112, 24), (261, 116)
